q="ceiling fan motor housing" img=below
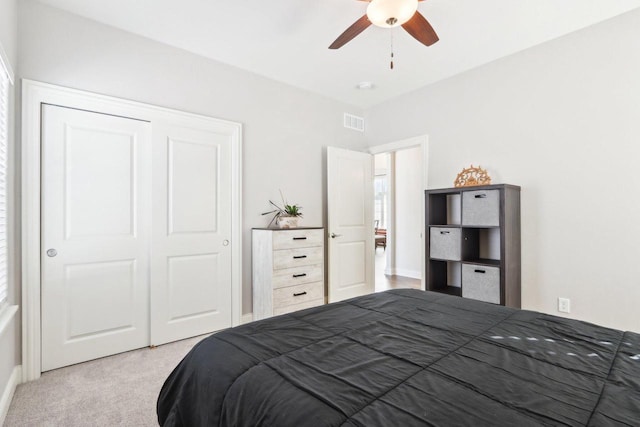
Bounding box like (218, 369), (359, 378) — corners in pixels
(328, 0), (437, 50)
(367, 0), (419, 28)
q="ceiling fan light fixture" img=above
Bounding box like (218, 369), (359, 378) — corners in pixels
(366, 0), (418, 28)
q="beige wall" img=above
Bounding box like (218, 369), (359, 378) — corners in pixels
(18, 0), (367, 315)
(0, 0), (17, 67)
(393, 147), (423, 278)
(366, 9), (640, 332)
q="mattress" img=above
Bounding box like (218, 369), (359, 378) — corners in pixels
(157, 289), (640, 426)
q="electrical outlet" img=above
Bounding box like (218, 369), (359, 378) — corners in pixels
(558, 297), (571, 314)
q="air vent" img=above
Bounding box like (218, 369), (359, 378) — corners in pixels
(344, 113), (365, 132)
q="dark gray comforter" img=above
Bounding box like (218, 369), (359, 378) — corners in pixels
(157, 289), (640, 426)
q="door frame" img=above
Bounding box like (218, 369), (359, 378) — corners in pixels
(21, 80), (243, 381)
(369, 135), (429, 291)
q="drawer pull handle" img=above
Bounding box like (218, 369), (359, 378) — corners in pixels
(293, 273), (307, 278)
(440, 231), (450, 235)
(474, 194), (487, 199)
(474, 269), (486, 274)
(293, 291), (307, 297)
(293, 255), (307, 259)
(293, 237), (307, 240)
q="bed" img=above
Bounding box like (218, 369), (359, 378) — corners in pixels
(157, 289), (640, 426)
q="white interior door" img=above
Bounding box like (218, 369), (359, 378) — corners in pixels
(150, 120), (233, 345)
(41, 105), (151, 371)
(327, 147), (374, 303)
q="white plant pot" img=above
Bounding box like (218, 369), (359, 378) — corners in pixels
(277, 216), (301, 229)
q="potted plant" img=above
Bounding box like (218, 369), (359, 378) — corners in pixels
(262, 191), (303, 229)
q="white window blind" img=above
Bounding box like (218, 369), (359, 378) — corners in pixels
(0, 68), (8, 306)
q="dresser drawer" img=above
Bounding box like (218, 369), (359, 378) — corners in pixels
(272, 229), (324, 250)
(273, 297), (324, 316)
(272, 265), (323, 289)
(273, 282), (324, 309)
(273, 246), (323, 269)
(462, 264), (500, 304)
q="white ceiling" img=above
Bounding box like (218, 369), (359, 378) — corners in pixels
(36, 0), (640, 108)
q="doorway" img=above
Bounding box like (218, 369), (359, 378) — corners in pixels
(371, 138), (427, 292)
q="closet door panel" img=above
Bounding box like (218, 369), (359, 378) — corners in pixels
(41, 105), (151, 371)
(150, 121), (233, 345)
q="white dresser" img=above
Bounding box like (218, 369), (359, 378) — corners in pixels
(252, 227), (325, 320)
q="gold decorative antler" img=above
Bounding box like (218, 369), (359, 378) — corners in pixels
(454, 165), (492, 188)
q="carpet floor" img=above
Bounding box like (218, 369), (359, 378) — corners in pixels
(4, 335), (205, 426)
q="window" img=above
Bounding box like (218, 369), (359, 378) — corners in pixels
(374, 175), (388, 229)
(0, 64), (9, 306)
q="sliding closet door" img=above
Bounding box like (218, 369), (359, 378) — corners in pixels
(150, 120), (233, 346)
(41, 105), (152, 371)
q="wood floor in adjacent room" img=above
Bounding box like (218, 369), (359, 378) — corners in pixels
(374, 248), (422, 292)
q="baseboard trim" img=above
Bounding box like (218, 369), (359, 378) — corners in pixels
(0, 365), (21, 425)
(241, 313), (253, 324)
(387, 268), (421, 280)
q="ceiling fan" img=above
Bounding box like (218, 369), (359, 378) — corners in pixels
(329, 0), (439, 49)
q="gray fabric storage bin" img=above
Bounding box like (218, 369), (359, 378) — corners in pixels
(462, 189), (499, 226)
(462, 264), (500, 304)
(430, 227), (461, 261)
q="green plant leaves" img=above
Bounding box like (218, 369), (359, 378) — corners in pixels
(261, 194), (303, 228)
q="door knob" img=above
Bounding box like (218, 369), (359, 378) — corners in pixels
(46, 249), (57, 257)
(330, 233), (342, 239)
(223, 240), (229, 246)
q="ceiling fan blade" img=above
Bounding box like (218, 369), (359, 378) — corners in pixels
(401, 11), (439, 47)
(329, 15), (372, 49)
